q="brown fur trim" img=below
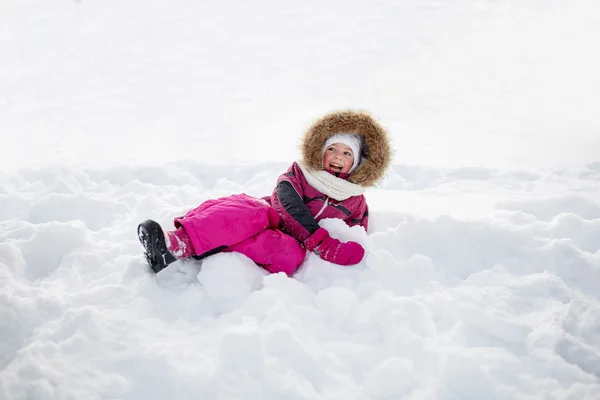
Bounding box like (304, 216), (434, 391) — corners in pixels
(300, 110), (392, 187)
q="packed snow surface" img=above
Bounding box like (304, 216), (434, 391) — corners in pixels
(1, 162), (600, 399)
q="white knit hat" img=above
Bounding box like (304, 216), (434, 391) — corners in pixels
(322, 133), (363, 174)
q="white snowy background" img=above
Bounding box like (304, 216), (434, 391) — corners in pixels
(1, 0), (600, 399)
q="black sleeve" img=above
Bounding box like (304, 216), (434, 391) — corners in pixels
(276, 181), (320, 235)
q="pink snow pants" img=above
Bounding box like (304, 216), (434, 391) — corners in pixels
(174, 194), (306, 275)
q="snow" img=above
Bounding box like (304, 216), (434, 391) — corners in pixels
(1, 0), (600, 171)
(1, 162), (600, 399)
(2, 0), (600, 399)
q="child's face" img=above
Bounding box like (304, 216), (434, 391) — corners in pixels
(323, 143), (354, 174)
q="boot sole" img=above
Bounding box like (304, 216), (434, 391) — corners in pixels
(137, 220), (169, 274)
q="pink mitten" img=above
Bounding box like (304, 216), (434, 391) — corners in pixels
(304, 228), (365, 265)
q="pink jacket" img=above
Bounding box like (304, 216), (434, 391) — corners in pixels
(263, 162), (369, 242)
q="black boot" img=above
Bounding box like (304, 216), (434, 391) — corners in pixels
(137, 219), (177, 274)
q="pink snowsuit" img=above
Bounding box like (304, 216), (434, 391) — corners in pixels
(173, 162), (369, 275)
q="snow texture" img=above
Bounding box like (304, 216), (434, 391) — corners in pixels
(2, 0), (600, 398)
(1, 162), (600, 399)
(1, 0), (600, 171)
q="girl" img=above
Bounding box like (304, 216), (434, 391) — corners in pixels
(137, 110), (392, 274)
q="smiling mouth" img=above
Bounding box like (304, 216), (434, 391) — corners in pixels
(329, 162), (343, 172)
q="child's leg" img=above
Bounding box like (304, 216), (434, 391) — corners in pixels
(165, 227), (195, 258)
(227, 230), (306, 275)
(174, 193), (281, 259)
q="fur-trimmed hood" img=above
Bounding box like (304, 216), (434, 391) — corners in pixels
(300, 110), (392, 187)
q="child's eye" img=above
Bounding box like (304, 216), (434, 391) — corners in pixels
(344, 151), (352, 156)
(328, 147), (335, 152)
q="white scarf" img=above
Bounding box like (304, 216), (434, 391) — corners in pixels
(297, 162), (365, 201)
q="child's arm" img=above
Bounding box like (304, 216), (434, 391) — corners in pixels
(349, 202), (369, 233)
(359, 205), (369, 232)
(271, 163), (320, 242)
